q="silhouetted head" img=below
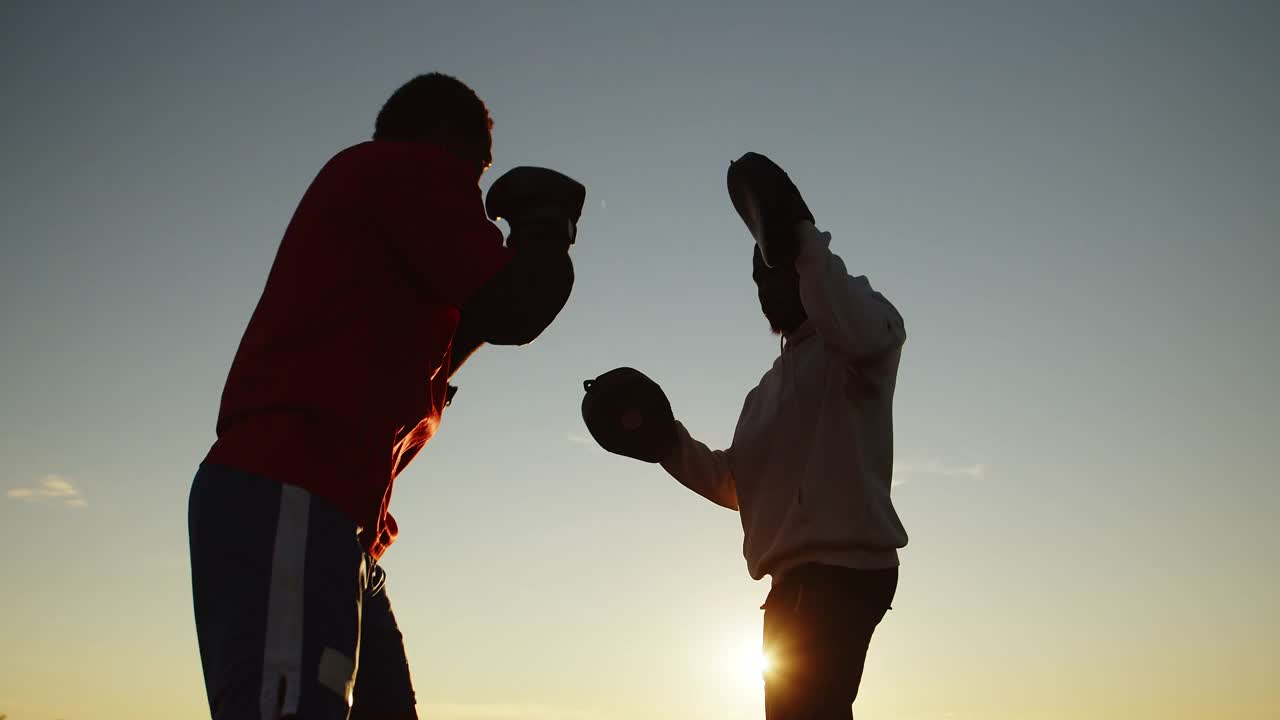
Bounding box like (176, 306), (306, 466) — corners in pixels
(753, 246), (807, 335)
(374, 73), (494, 176)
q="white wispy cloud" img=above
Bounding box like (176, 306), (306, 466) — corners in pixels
(565, 431), (606, 454)
(892, 458), (986, 487)
(420, 702), (609, 720)
(6, 474), (87, 507)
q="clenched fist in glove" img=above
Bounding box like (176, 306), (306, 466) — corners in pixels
(486, 166), (586, 252)
(449, 166), (586, 372)
(581, 368), (678, 463)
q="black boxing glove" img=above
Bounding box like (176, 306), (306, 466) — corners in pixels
(452, 167), (584, 349)
(454, 246), (573, 347)
(581, 368), (678, 464)
(486, 166), (586, 253)
(726, 152), (814, 269)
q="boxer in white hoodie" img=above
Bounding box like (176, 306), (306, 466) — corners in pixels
(581, 153), (908, 719)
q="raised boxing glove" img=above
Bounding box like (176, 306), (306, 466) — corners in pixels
(485, 166), (586, 251)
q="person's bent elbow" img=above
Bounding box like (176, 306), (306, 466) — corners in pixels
(473, 250), (574, 346)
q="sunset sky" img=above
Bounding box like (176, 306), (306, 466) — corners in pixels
(2, 2), (1278, 719)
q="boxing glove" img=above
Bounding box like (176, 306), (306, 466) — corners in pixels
(485, 166), (586, 252)
(458, 166), (583, 347)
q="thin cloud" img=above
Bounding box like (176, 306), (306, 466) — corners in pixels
(421, 702), (608, 720)
(893, 458), (986, 487)
(565, 431), (606, 454)
(6, 474), (87, 507)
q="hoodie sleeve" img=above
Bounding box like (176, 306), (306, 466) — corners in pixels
(794, 222), (906, 363)
(660, 421), (738, 511)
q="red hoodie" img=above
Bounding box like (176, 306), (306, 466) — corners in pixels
(204, 141), (510, 559)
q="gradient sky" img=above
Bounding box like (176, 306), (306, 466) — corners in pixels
(2, 2), (1278, 719)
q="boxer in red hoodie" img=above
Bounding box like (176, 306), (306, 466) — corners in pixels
(189, 73), (585, 720)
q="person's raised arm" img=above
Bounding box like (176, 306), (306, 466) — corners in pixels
(794, 222), (906, 364)
(458, 166), (585, 350)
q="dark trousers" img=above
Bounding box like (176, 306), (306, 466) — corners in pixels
(189, 464), (416, 720)
(762, 564), (898, 720)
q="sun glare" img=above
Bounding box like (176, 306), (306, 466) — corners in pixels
(732, 640), (772, 687)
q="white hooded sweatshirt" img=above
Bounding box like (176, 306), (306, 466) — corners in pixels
(661, 223), (908, 581)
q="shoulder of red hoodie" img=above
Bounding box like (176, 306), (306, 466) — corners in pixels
(205, 140), (512, 559)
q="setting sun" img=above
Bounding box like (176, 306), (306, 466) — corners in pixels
(731, 639), (773, 688)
